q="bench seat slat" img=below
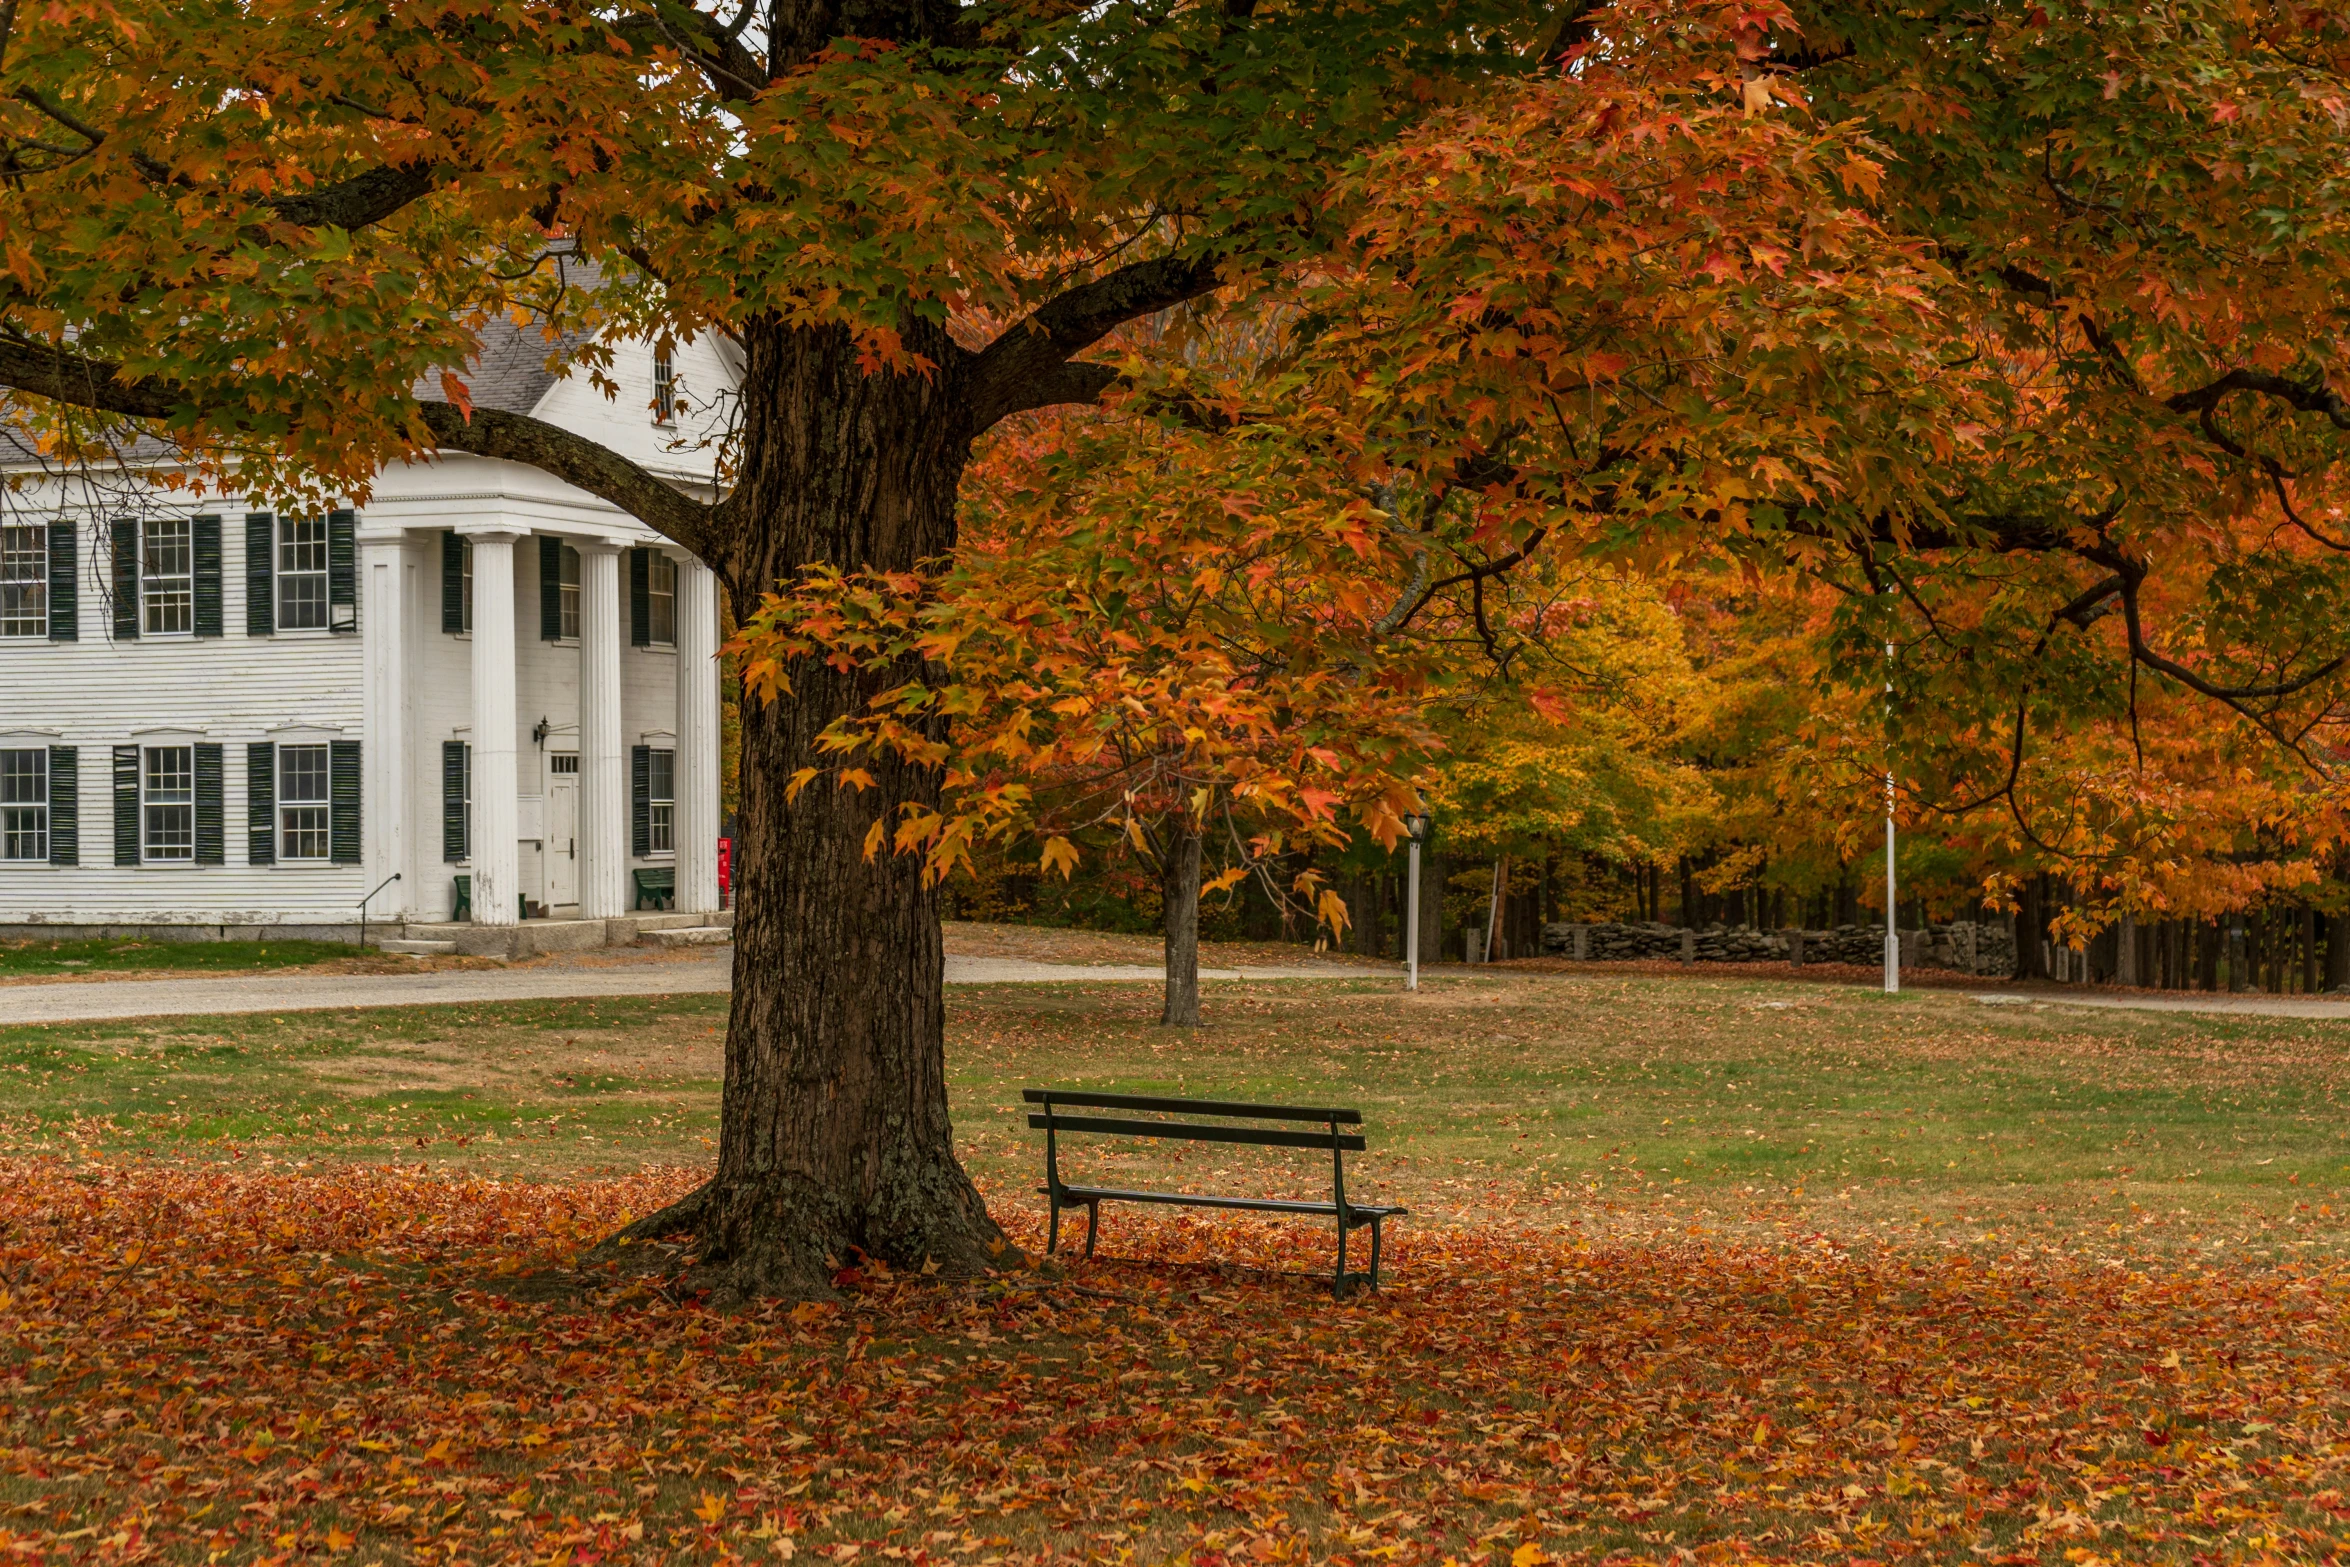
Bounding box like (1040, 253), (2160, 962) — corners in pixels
(1046, 1184), (1406, 1221)
(1024, 1089), (1361, 1124)
(1028, 1112), (1367, 1151)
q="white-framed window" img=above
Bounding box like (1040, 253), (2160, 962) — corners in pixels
(276, 516), (329, 630)
(460, 538), (474, 633)
(1, 749), (47, 861)
(549, 752), (579, 777)
(142, 745), (193, 861)
(1, 525), (46, 638)
(560, 545), (581, 639)
(652, 350), (677, 423)
(648, 748), (675, 853)
(142, 518), (192, 635)
(278, 743), (330, 861)
(648, 553), (676, 645)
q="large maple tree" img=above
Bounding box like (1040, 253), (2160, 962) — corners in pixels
(0, 0), (1551, 1294)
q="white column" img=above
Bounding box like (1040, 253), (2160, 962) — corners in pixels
(577, 541), (628, 920)
(674, 553), (722, 915)
(467, 530), (522, 926)
(360, 535), (408, 923)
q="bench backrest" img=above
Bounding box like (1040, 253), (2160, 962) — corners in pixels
(1024, 1088), (1367, 1151)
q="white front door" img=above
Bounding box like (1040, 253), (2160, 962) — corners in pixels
(545, 776), (579, 911)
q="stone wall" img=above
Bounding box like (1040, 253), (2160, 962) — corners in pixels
(1536, 919), (2016, 976)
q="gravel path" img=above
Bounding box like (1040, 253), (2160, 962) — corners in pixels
(8, 946), (2340, 1027)
(0, 949), (1393, 1025)
(1967, 989), (2350, 1020)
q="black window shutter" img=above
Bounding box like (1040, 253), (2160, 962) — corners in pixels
(631, 745), (652, 856)
(245, 512), (274, 636)
(193, 743), (224, 866)
(441, 531), (464, 634)
(247, 742), (275, 865)
(329, 740), (361, 864)
(442, 740), (468, 861)
(45, 522), (75, 642)
(111, 519), (139, 639)
(328, 509), (357, 631)
(112, 745), (140, 865)
(46, 746), (76, 866)
(539, 535), (563, 640)
(629, 549), (651, 646)
(192, 514), (223, 637)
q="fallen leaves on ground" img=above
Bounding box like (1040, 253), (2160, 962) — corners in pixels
(2, 1161), (2346, 1564)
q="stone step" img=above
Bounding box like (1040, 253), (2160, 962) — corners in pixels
(629, 908), (736, 932)
(642, 926), (732, 949)
(388, 907), (736, 958)
(376, 938), (458, 956)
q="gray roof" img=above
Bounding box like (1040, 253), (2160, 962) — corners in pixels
(1, 247), (611, 469)
(415, 248), (608, 415)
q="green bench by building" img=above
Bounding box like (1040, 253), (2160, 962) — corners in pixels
(449, 875), (530, 923)
(632, 867), (675, 910)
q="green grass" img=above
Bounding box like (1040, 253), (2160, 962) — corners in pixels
(940, 974), (2350, 1256)
(0, 936), (365, 976)
(0, 993), (729, 1165)
(1, 971), (2344, 1256)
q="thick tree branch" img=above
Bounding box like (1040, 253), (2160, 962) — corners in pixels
(2075, 543), (2349, 774)
(0, 334), (176, 420)
(2166, 368), (2350, 429)
(265, 161), (449, 230)
(10, 87), (448, 230)
(1527, 0), (1607, 66)
(965, 253), (1225, 430)
(616, 3), (769, 101)
(0, 336), (717, 555)
(415, 403), (718, 555)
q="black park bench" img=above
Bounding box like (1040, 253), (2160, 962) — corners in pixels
(1024, 1089), (1406, 1296)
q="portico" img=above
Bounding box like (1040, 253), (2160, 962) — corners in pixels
(358, 510), (722, 937)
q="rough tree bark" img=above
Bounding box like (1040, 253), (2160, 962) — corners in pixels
(2014, 876), (2049, 981)
(1160, 816), (1203, 1028)
(620, 316), (1004, 1293)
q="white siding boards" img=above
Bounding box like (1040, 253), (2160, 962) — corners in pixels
(2, 333), (731, 937)
(1, 496), (368, 934)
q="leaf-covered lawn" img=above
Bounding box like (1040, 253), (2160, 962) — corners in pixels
(3, 1162), (2347, 1565)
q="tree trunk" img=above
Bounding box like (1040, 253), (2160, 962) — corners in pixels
(1418, 847), (1444, 969)
(1160, 816), (1203, 1028)
(2014, 877), (2048, 980)
(619, 318), (1000, 1298)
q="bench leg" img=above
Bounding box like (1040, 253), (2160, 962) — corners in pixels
(1333, 1212), (1349, 1297)
(1083, 1199), (1100, 1259)
(1048, 1200), (1061, 1257)
(1368, 1216), (1384, 1292)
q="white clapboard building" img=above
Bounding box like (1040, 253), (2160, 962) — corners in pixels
(0, 324), (734, 955)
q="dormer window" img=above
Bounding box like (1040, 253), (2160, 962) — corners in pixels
(652, 350), (677, 424)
